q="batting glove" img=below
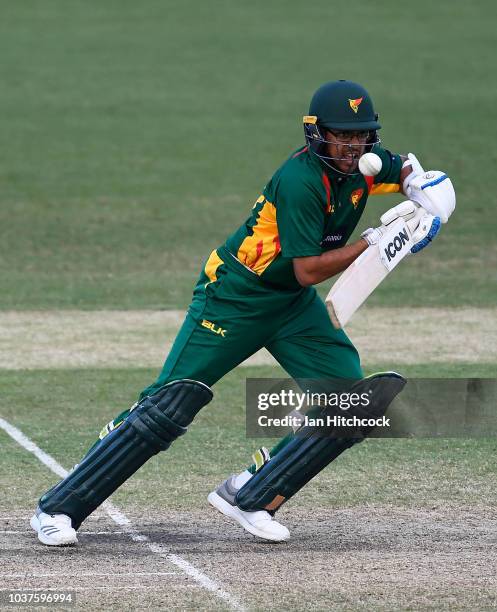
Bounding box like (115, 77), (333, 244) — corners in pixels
(410, 214), (442, 253)
(402, 152), (425, 195)
(360, 226), (385, 246)
(406, 171), (456, 223)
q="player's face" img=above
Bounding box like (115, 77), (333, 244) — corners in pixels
(325, 130), (369, 173)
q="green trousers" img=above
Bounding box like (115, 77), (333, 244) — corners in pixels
(142, 249), (362, 395)
(96, 249), (363, 465)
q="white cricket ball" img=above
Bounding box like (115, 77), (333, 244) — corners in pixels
(358, 152), (382, 176)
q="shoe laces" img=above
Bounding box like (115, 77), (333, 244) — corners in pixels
(250, 510), (274, 523)
(46, 513), (72, 528)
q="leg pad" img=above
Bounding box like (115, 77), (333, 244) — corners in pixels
(236, 373), (405, 512)
(39, 379), (213, 529)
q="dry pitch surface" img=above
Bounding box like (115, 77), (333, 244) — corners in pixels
(2, 506), (497, 611)
(1, 308), (496, 610)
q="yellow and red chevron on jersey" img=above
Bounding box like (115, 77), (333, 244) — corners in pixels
(236, 197), (281, 275)
(363, 174), (400, 195)
(369, 182), (400, 195)
(204, 249), (223, 285)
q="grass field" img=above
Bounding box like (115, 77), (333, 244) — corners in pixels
(0, 0), (496, 610)
(0, 0), (496, 308)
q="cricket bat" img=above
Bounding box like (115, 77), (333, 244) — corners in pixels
(326, 218), (412, 329)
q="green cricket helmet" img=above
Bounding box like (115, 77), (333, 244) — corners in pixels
(303, 80), (381, 174)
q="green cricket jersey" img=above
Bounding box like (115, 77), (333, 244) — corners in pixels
(205, 144), (402, 289)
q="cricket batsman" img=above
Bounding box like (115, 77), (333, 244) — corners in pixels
(31, 80), (455, 545)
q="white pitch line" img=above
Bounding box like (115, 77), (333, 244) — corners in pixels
(0, 572), (178, 578)
(0, 417), (245, 612)
(0, 516), (33, 520)
(0, 586), (201, 591)
(0, 530), (128, 535)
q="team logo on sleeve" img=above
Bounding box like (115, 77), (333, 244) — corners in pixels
(348, 97), (363, 113)
(350, 188), (364, 208)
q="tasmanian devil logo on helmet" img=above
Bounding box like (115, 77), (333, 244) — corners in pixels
(348, 97), (363, 113)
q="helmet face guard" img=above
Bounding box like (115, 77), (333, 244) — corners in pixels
(304, 116), (381, 176)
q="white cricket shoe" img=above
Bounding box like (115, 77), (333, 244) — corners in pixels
(208, 475), (290, 542)
(30, 507), (78, 546)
